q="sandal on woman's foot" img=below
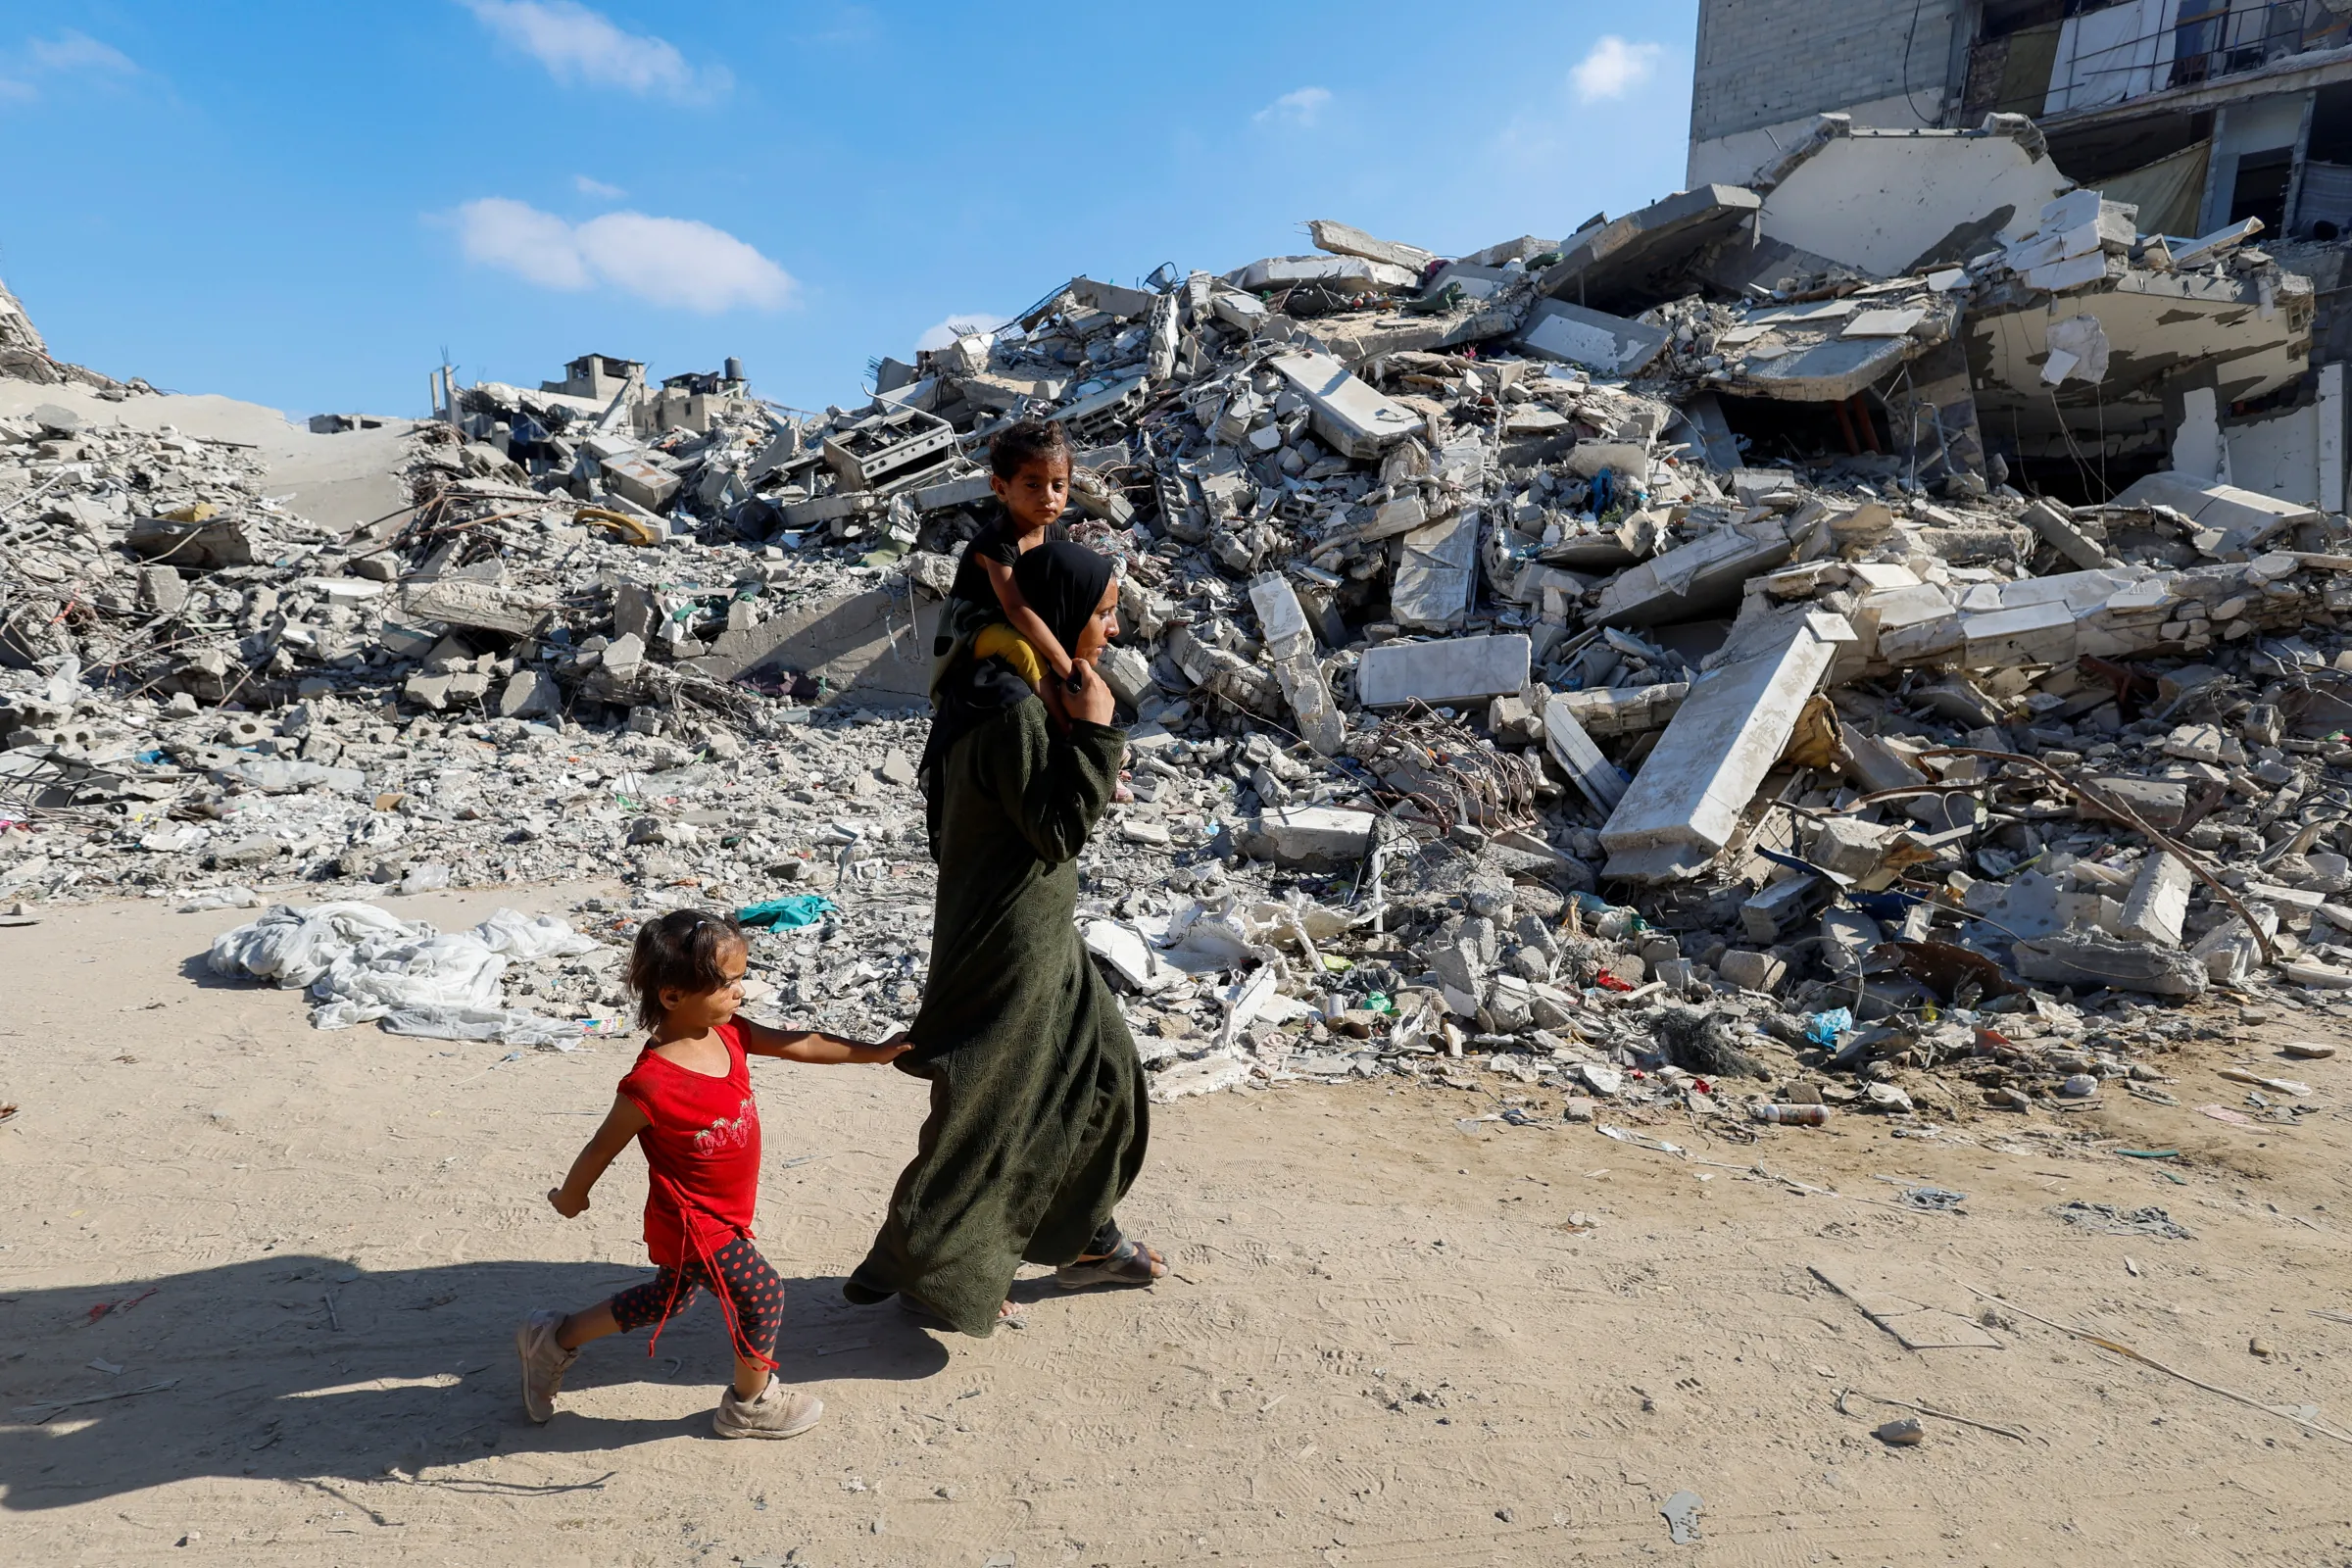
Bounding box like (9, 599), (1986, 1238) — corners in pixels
(898, 1295), (1025, 1332)
(1054, 1233), (1166, 1291)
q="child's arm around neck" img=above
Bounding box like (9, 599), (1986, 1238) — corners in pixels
(979, 552), (1074, 680)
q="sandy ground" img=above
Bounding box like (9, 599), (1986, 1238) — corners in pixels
(6, 887), (2352, 1567)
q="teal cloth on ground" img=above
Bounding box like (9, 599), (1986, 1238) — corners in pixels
(735, 895), (836, 930)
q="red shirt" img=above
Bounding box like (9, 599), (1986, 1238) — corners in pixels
(616, 1020), (761, 1267)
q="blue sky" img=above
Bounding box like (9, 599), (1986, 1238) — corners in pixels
(0, 2), (1697, 419)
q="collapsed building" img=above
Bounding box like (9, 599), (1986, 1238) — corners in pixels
(8, 90), (2352, 1130)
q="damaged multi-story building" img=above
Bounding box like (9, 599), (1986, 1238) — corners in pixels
(1691, 0), (2352, 507)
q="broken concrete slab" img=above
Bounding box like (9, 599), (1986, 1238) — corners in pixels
(1516, 300), (1669, 377)
(1534, 184), (1763, 316)
(2116, 852), (2191, 947)
(1550, 682), (1688, 736)
(1307, 220), (1438, 276)
(2013, 931), (2208, 998)
(1268, 350), (1423, 460)
(399, 579), (553, 639)
(1355, 634), (1531, 709)
(1756, 119), (2070, 277)
(680, 586), (938, 708)
(1389, 511), (1478, 629)
(2022, 498), (2114, 570)
(1599, 607), (1853, 881)
(2110, 472), (2321, 559)
(1248, 573), (1344, 756)
(1232, 254), (1420, 294)
(1590, 518), (1795, 628)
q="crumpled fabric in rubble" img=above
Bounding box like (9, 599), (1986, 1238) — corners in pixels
(209, 901), (599, 1047)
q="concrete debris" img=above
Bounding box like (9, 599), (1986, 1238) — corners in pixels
(12, 133), (2352, 1115)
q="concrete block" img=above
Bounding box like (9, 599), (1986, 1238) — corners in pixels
(1355, 634), (1532, 708)
(1307, 220), (1438, 274)
(496, 669), (562, 719)
(1268, 350), (1422, 460)
(1960, 601), (2076, 668)
(1599, 606), (1850, 882)
(1718, 949), (1787, 994)
(1099, 645), (1156, 710)
(1741, 873), (1821, 944)
(2117, 852), (2191, 947)
(1247, 574), (1313, 646)
(1242, 805), (1375, 867)
(400, 579), (552, 639)
(1808, 817), (1894, 882)
(139, 564), (187, 614)
(603, 456), (681, 512)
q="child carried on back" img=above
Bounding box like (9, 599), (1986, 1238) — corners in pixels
(930, 418), (1087, 700)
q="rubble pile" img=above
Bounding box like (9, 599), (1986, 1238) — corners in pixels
(11, 110), (2352, 1120)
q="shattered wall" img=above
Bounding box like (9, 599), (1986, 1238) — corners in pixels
(1688, 0), (1966, 187)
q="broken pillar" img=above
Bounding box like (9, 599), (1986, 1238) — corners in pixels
(1247, 573), (1344, 756)
(1542, 695), (1629, 813)
(1598, 607), (1855, 882)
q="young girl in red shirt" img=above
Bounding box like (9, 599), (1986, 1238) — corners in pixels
(517, 908), (907, 1439)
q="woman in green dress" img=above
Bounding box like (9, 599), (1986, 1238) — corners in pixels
(845, 541), (1165, 1335)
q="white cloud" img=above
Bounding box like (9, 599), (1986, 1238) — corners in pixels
(1253, 86), (1331, 128)
(460, 1), (729, 101)
(27, 31), (135, 74)
(1570, 35), (1662, 103)
(0, 28), (136, 102)
(914, 313), (1011, 353)
(451, 197), (796, 313)
(573, 173), (625, 199)
(455, 197), (593, 290)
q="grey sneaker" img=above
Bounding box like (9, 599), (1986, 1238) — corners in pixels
(713, 1378), (823, 1441)
(514, 1308), (577, 1424)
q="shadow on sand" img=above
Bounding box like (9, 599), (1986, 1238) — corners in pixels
(1, 1254), (949, 1509)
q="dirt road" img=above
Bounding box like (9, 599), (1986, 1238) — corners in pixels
(5, 889), (2351, 1565)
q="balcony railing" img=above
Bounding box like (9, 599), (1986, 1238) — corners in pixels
(1969, 1), (2352, 122)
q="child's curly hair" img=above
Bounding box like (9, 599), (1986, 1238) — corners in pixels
(626, 908), (745, 1028)
(988, 417), (1071, 479)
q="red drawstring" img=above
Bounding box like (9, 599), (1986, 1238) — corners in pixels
(641, 1167), (778, 1372)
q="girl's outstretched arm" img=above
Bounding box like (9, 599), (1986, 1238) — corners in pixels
(737, 1018), (910, 1064)
(548, 1094), (651, 1217)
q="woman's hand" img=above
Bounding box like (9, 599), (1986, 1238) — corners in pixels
(1067, 659), (1115, 727)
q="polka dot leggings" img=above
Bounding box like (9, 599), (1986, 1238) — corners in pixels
(610, 1236), (783, 1363)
